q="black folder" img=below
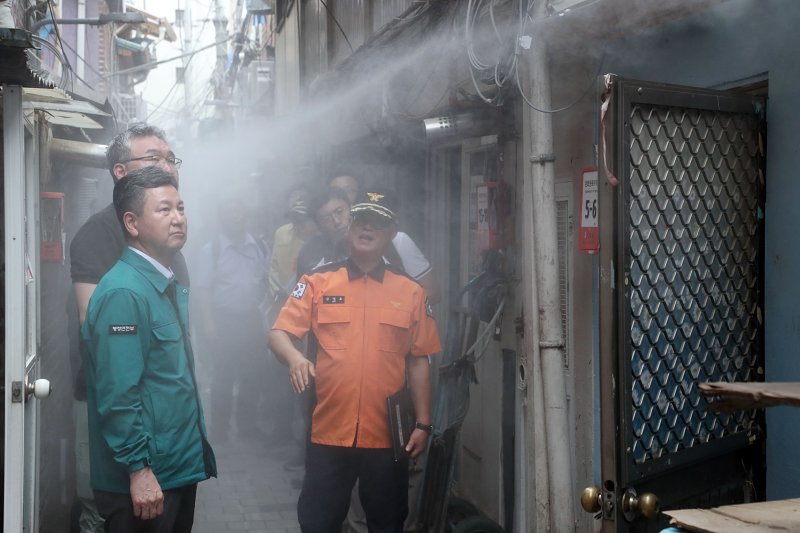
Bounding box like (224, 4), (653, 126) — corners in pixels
(386, 387), (415, 461)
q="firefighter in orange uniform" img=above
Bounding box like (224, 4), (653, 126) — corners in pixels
(269, 190), (441, 533)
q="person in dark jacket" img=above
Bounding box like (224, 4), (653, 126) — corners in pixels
(82, 167), (216, 532)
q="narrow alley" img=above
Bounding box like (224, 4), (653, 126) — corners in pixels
(192, 418), (302, 532)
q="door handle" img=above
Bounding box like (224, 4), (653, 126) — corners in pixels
(581, 486), (602, 513)
(621, 487), (659, 521)
(25, 378), (51, 400)
(581, 485), (614, 519)
(10, 379), (50, 403)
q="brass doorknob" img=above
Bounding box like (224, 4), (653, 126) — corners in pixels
(581, 486), (602, 513)
(621, 488), (659, 520)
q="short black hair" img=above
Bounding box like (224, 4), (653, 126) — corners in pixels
(105, 123), (168, 178)
(113, 166), (178, 236)
(309, 187), (351, 220)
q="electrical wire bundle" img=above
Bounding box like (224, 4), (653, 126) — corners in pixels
(465, 0), (603, 113)
(25, 0), (75, 91)
(465, 0), (523, 105)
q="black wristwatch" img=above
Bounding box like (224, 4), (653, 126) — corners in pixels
(415, 421), (433, 434)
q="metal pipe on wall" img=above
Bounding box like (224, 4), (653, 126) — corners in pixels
(77, 0), (86, 81)
(50, 138), (107, 168)
(524, 0), (576, 529)
(519, 82), (550, 531)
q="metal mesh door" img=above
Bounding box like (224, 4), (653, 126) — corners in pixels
(616, 80), (765, 484)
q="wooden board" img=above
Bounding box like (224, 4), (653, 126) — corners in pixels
(699, 382), (800, 411)
(666, 498), (800, 532)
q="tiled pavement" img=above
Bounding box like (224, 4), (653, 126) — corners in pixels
(193, 436), (303, 533)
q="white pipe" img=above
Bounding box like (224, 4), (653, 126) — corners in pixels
(527, 0), (576, 529)
(514, 367), (527, 532)
(520, 83), (551, 532)
(77, 0), (86, 81)
(532, 312), (551, 530)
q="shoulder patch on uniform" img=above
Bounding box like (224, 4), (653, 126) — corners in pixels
(291, 282), (307, 299)
(323, 295), (345, 304)
(109, 324), (138, 335)
(425, 298), (434, 318)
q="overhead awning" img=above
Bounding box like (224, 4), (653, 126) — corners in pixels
(17, 88), (110, 168)
(22, 87), (110, 130)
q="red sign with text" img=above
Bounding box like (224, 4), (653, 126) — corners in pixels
(579, 167), (600, 253)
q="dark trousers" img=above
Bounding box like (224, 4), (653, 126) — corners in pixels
(298, 443), (409, 533)
(94, 484), (197, 533)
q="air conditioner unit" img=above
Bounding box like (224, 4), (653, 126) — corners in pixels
(246, 0), (274, 15)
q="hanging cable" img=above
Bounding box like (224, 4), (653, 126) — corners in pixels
(465, 0), (518, 105)
(514, 52), (605, 114)
(44, 0), (75, 90)
(318, 0), (354, 53)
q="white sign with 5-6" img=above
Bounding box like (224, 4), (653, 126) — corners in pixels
(582, 169), (598, 228)
(579, 168), (600, 253)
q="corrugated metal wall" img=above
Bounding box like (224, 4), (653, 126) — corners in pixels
(328, 0), (368, 66)
(302, 0), (416, 72)
(299, 0), (326, 88)
(371, 0), (415, 34)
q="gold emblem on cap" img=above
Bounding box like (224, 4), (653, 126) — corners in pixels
(367, 192), (384, 202)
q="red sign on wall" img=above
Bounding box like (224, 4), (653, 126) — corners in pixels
(579, 167), (600, 254)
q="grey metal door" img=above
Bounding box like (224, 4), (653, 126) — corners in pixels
(596, 77), (766, 532)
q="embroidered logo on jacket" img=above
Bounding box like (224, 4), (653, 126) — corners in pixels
(323, 296), (345, 304)
(291, 282), (307, 299)
(109, 325), (138, 335)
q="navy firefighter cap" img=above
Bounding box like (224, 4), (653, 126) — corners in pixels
(350, 190), (398, 223)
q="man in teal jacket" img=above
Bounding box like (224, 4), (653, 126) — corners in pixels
(82, 166), (216, 532)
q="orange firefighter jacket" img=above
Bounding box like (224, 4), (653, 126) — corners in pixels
(273, 258), (441, 448)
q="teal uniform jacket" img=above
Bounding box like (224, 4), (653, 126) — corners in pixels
(82, 248), (217, 493)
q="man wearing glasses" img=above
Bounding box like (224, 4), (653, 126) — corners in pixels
(270, 191), (441, 532)
(69, 123), (186, 532)
(72, 123), (186, 322)
(296, 186), (353, 277)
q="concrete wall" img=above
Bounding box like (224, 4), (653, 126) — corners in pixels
(587, 0), (800, 500)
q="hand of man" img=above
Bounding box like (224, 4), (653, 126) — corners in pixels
(405, 428), (429, 459)
(288, 356), (316, 393)
(129, 467), (164, 520)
